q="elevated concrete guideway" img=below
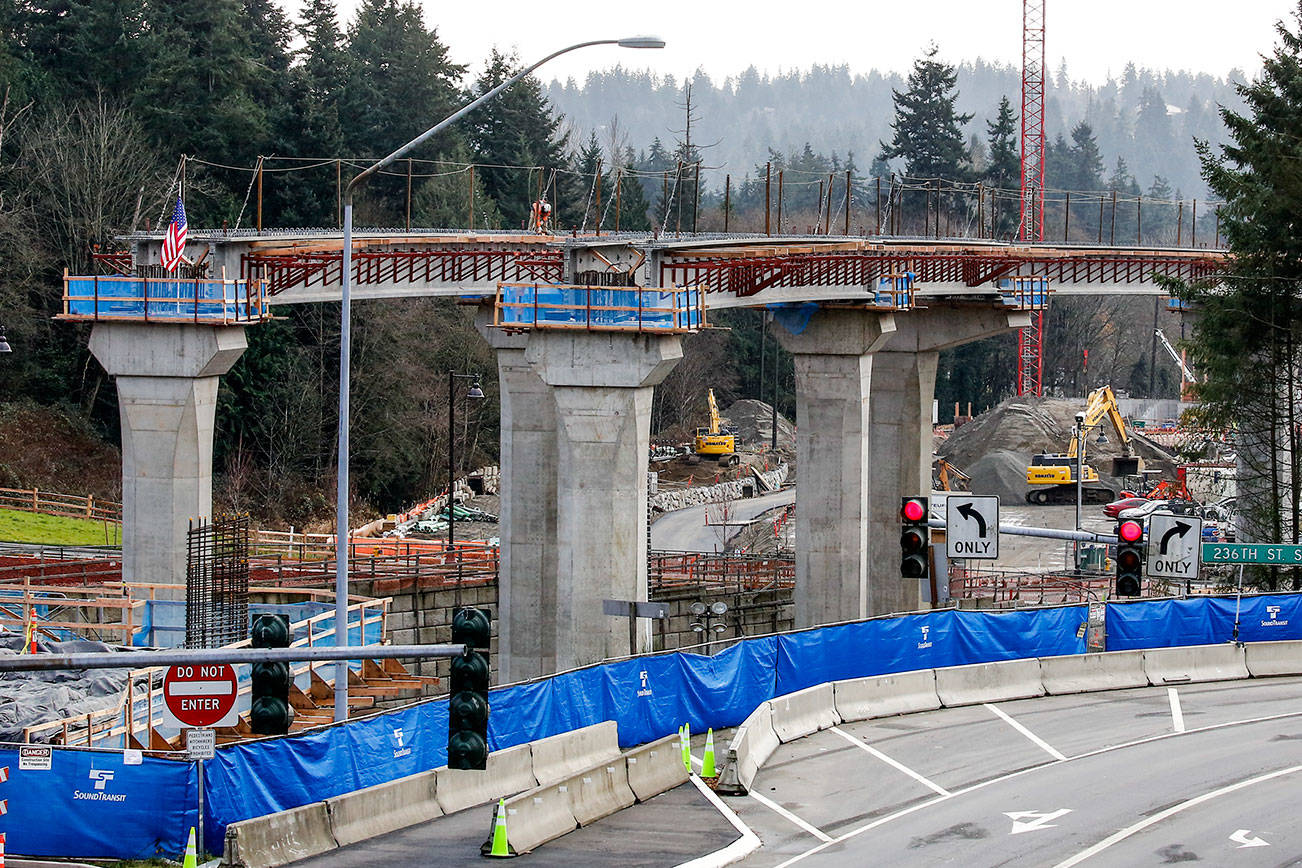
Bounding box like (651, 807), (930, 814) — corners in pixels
(78, 228), (1217, 675)
(121, 230), (1225, 305)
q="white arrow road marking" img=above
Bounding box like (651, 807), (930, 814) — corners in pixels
(1168, 688), (1185, 733)
(1006, 808), (1073, 834)
(1229, 829), (1269, 848)
(1053, 764), (1302, 867)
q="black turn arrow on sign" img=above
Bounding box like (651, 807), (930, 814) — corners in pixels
(1159, 521), (1193, 555)
(957, 502), (988, 537)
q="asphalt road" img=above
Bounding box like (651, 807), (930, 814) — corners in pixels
(651, 489), (794, 552)
(290, 778), (736, 867)
(728, 677), (1302, 867)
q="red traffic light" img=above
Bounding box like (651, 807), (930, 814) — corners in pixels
(901, 529), (927, 554)
(902, 499), (927, 522)
(1118, 520), (1143, 543)
(1117, 550), (1141, 571)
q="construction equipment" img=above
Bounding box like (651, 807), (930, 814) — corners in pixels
(1155, 328), (1198, 401)
(694, 389), (739, 466)
(933, 457), (971, 492)
(1025, 385), (1141, 505)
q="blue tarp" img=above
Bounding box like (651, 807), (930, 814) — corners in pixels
(1106, 594), (1302, 649)
(65, 276), (262, 323)
(0, 746), (195, 860)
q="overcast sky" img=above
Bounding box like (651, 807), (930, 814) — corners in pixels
(313, 0), (1298, 85)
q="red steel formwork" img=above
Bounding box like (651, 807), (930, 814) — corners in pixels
(1018, 0), (1048, 396)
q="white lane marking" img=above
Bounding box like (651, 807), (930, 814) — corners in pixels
(773, 699), (1302, 868)
(1168, 687), (1185, 733)
(1051, 764), (1302, 868)
(985, 703), (1068, 761)
(748, 790), (834, 843)
(675, 775), (762, 868)
(1007, 808), (1072, 834)
(1229, 829), (1269, 848)
(829, 726), (951, 796)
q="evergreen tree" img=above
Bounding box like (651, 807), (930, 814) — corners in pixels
(1068, 122), (1105, 190)
(574, 132), (608, 230)
(1177, 4), (1302, 586)
(878, 45), (973, 180)
(613, 146), (651, 230)
(983, 97), (1019, 237)
(469, 49), (571, 229)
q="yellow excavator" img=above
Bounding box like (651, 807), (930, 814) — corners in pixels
(1025, 385), (1141, 505)
(694, 389), (739, 466)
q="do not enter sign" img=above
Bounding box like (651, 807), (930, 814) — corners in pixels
(163, 663), (239, 728)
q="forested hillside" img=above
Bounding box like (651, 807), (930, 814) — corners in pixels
(0, 0), (1217, 525)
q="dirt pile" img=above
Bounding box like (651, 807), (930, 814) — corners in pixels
(939, 396), (1176, 501)
(0, 402), (120, 498)
(722, 399), (796, 453)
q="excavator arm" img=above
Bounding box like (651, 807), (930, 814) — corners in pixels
(707, 389), (722, 435)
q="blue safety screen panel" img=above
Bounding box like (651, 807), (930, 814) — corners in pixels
(0, 746), (195, 860)
(1106, 594), (1302, 649)
(64, 276), (263, 323)
(497, 284), (701, 331)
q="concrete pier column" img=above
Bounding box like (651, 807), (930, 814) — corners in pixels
(526, 331), (682, 670)
(868, 306), (1031, 613)
(775, 308), (896, 627)
(89, 323), (248, 597)
(475, 313), (558, 683)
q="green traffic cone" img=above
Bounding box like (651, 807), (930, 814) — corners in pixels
(702, 728), (716, 778)
(682, 721), (692, 772)
(182, 827), (197, 868)
(485, 798), (512, 858)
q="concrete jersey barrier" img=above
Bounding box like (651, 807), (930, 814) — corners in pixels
(566, 760), (637, 826)
(530, 720), (622, 787)
(223, 801), (337, 868)
(326, 769), (441, 847)
(716, 700), (779, 795)
(1039, 650), (1148, 695)
(624, 733), (690, 801)
(1245, 640), (1302, 678)
(935, 658), (1045, 707)
(834, 669), (941, 722)
(496, 779), (579, 855)
(769, 683), (839, 742)
(1143, 643), (1249, 685)
(437, 743), (537, 815)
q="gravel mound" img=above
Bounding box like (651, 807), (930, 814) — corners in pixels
(723, 399), (796, 453)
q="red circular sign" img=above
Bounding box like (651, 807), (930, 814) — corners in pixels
(164, 663), (239, 728)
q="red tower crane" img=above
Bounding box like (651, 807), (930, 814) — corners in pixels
(1016, 0), (1047, 396)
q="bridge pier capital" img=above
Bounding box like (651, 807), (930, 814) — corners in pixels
(89, 323), (248, 602)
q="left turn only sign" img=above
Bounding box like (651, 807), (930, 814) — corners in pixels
(163, 663), (239, 729)
(946, 495), (1000, 560)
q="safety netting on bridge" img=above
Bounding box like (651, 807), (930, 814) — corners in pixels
(492, 283), (704, 333)
(10, 592), (1302, 861)
(61, 274), (269, 324)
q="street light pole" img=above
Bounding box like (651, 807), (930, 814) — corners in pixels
(447, 371), (484, 577)
(332, 35), (664, 721)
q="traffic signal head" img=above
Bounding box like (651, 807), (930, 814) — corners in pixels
(900, 497), (930, 580)
(251, 613), (291, 648)
(448, 607), (491, 770)
(1115, 520), (1145, 597)
(250, 660), (294, 735)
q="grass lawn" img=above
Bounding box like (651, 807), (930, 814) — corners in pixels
(0, 507), (121, 545)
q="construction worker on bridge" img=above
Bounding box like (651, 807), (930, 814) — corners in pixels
(529, 197), (553, 234)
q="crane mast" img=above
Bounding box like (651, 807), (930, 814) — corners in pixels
(1016, 0), (1047, 397)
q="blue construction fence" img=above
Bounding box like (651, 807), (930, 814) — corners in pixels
(11, 593), (1302, 860)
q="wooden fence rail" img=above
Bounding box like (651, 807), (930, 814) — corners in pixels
(0, 487), (122, 524)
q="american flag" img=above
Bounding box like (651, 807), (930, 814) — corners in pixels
(161, 196), (188, 271)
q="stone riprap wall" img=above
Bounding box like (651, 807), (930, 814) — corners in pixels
(650, 464), (788, 514)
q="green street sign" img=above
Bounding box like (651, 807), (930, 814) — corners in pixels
(1202, 543), (1302, 565)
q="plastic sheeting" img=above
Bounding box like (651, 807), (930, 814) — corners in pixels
(0, 745), (195, 860)
(1106, 593), (1302, 649)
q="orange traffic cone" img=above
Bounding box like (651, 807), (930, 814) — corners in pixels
(2, 830), (8, 868)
